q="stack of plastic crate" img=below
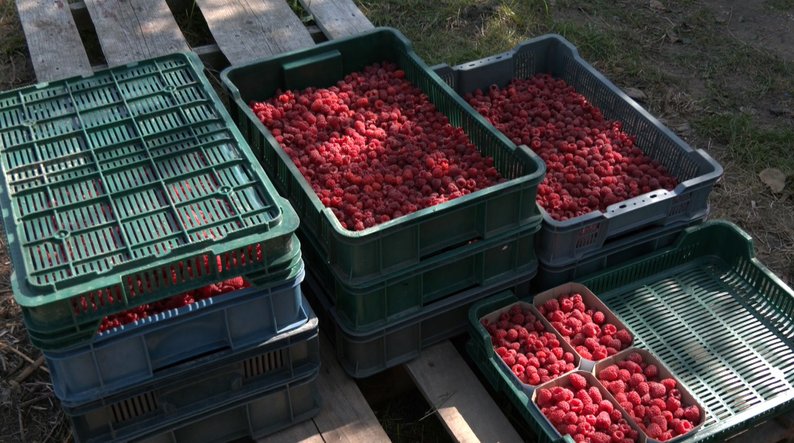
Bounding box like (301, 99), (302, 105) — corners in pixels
(432, 34), (723, 291)
(221, 28), (547, 378)
(0, 53), (320, 442)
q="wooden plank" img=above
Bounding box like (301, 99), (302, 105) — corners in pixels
(406, 341), (523, 443)
(264, 419), (325, 443)
(194, 0), (314, 65)
(83, 0), (189, 67)
(312, 335), (391, 443)
(16, 0), (93, 82)
(299, 0), (373, 39)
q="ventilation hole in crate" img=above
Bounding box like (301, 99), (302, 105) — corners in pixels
(243, 349), (287, 380)
(110, 390), (159, 424)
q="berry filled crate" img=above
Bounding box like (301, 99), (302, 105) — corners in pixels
(47, 248), (305, 406)
(65, 295), (319, 443)
(467, 220), (794, 442)
(304, 259), (533, 378)
(432, 34), (723, 267)
(0, 52), (301, 351)
(221, 27), (546, 283)
(300, 218), (539, 331)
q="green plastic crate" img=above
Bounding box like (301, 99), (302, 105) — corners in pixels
(468, 220), (794, 442)
(301, 220), (539, 332)
(0, 53), (300, 350)
(221, 27), (546, 282)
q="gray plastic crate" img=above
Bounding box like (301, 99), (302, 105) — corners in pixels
(532, 209), (707, 291)
(433, 34), (723, 267)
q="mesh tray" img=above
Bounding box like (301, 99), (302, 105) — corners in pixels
(467, 220), (794, 442)
(432, 34), (723, 267)
(0, 52), (300, 349)
(65, 295), (319, 443)
(221, 27), (546, 283)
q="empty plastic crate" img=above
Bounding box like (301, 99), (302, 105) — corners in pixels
(221, 27), (546, 283)
(135, 372), (320, 443)
(0, 52), (301, 351)
(304, 261), (533, 378)
(47, 252), (305, 406)
(65, 295), (320, 443)
(468, 220), (794, 442)
(301, 220), (539, 331)
(433, 34), (723, 267)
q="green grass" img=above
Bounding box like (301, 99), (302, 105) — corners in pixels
(356, 0), (550, 65)
(695, 113), (794, 174)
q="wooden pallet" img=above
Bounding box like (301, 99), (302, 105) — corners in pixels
(17, 2), (794, 442)
(14, 2), (526, 442)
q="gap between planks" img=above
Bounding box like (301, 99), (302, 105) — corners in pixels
(406, 340), (524, 443)
(266, 335), (391, 443)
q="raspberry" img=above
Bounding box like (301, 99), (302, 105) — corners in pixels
(569, 373), (588, 390)
(674, 419), (694, 435)
(548, 409), (566, 424)
(646, 423), (663, 439)
(661, 378), (677, 391)
(649, 382), (667, 398)
(615, 329), (632, 345)
(590, 431), (611, 443)
(600, 365), (620, 381)
(629, 372), (645, 387)
(596, 411), (612, 429)
(588, 386), (603, 403)
(627, 391), (642, 406)
(684, 405), (701, 422)
(636, 382), (650, 396)
(598, 400), (614, 414)
(644, 364), (659, 379)
(569, 398), (584, 414)
(626, 352), (643, 364)
(564, 411), (579, 424)
(618, 369), (632, 382)
(593, 311), (606, 324)
(666, 397), (682, 412)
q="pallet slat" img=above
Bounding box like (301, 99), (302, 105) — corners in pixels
(265, 419), (325, 443)
(299, 0), (373, 39)
(83, 0), (189, 67)
(195, 0), (315, 65)
(312, 336), (391, 442)
(406, 341), (524, 443)
(16, 0), (93, 82)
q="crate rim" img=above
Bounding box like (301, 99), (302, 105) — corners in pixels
(219, 26), (547, 239)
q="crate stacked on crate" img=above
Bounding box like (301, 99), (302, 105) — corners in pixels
(432, 34), (723, 291)
(467, 221), (794, 442)
(221, 27), (547, 378)
(0, 53), (322, 442)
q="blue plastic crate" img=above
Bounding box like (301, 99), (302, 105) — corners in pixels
(65, 295), (319, 443)
(47, 254), (305, 406)
(135, 371), (320, 443)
